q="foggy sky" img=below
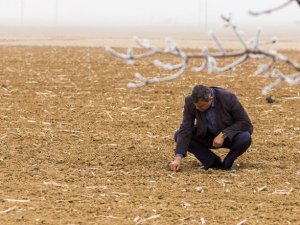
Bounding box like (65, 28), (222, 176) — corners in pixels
(0, 0), (299, 35)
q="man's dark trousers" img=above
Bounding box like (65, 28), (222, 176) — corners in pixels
(174, 128), (252, 170)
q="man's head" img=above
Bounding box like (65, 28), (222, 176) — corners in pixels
(191, 85), (213, 111)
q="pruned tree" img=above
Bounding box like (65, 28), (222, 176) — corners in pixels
(106, 4), (300, 96)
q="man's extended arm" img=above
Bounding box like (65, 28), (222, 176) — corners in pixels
(170, 97), (195, 171)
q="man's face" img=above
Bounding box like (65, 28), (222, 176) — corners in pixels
(194, 97), (213, 112)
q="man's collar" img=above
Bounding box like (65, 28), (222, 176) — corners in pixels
(210, 89), (215, 108)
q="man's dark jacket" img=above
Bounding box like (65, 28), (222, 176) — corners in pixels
(175, 87), (253, 157)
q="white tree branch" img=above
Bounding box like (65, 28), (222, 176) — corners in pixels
(106, 16), (300, 94)
(209, 31), (225, 54)
(249, 0), (298, 15)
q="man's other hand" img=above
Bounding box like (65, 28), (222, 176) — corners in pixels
(213, 133), (225, 148)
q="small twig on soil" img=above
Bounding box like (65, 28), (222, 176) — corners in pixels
(200, 217), (206, 224)
(0, 135), (7, 141)
(254, 185), (267, 193)
(105, 144), (118, 149)
(105, 111), (113, 121)
(195, 186), (204, 193)
(43, 181), (69, 188)
(131, 107), (141, 111)
(112, 192), (130, 196)
(35, 91), (57, 97)
(42, 121), (52, 126)
(3, 199), (31, 203)
(135, 215), (160, 224)
(181, 215), (193, 221)
(60, 130), (81, 134)
(0, 206), (17, 215)
(272, 187), (294, 195)
(216, 179), (232, 187)
(56, 199), (86, 203)
(99, 215), (121, 219)
(167, 173), (176, 179)
(237, 219), (247, 225)
(284, 96), (300, 100)
(85, 185), (108, 190)
(180, 201), (191, 208)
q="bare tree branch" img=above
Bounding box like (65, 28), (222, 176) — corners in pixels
(249, 0), (299, 15)
(106, 16), (300, 94)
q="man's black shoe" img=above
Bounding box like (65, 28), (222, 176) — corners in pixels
(224, 165), (236, 171)
(210, 159), (224, 170)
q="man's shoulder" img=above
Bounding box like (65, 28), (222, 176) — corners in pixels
(184, 94), (194, 105)
(183, 95), (196, 111)
(211, 86), (230, 93)
(211, 86), (236, 98)
(184, 94), (192, 100)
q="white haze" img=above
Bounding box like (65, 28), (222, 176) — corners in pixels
(0, 0), (299, 36)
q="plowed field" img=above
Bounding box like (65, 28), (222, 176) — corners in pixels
(0, 45), (299, 225)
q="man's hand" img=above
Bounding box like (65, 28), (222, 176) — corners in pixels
(169, 157), (182, 172)
(213, 132), (225, 148)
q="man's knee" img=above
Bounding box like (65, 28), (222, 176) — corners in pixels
(234, 131), (252, 147)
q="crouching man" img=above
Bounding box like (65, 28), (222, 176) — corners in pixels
(170, 84), (253, 171)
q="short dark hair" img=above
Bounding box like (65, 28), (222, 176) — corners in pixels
(191, 85), (212, 103)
